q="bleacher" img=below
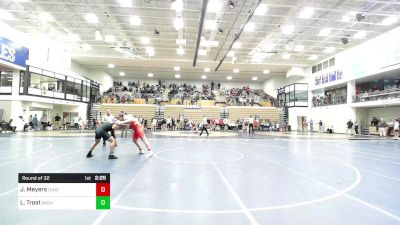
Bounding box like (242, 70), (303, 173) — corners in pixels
(227, 106), (279, 122)
(164, 105), (220, 123)
(99, 104), (156, 122)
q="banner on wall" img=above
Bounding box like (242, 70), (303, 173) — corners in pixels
(0, 36), (29, 68)
(315, 69), (343, 86)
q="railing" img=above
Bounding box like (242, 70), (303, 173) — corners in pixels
(312, 95), (347, 107)
(353, 89), (400, 103)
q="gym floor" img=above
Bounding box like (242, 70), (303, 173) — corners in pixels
(1, 131), (399, 225)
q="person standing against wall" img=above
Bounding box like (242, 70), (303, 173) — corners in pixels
(32, 115), (38, 131)
(346, 119), (354, 135)
(318, 120), (323, 133)
(354, 121), (359, 135)
(54, 114), (61, 130)
(378, 118), (387, 137)
(394, 119), (399, 140)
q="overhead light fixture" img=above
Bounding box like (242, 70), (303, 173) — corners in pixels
(204, 68), (210, 72)
(174, 66), (180, 71)
(228, 0), (235, 9)
(319, 28), (331, 36)
(233, 68), (239, 73)
(95, 30), (103, 40)
(39, 12), (54, 22)
(146, 46), (155, 56)
(171, 0), (183, 12)
(173, 17), (184, 30)
(177, 47), (184, 55)
(252, 77), (258, 81)
(282, 53), (291, 59)
(263, 69), (270, 74)
(355, 13), (365, 22)
(118, 0), (133, 7)
(294, 45), (305, 52)
(232, 42), (241, 49)
(108, 64), (115, 68)
(299, 7), (314, 19)
(227, 51), (235, 57)
(176, 39), (186, 45)
(342, 12), (355, 22)
(148, 73), (154, 77)
(140, 37), (150, 44)
(105, 35), (116, 43)
(308, 55), (319, 60)
(282, 25), (295, 34)
(201, 75), (207, 79)
(244, 22), (255, 32)
(119, 72), (125, 76)
(199, 49), (207, 55)
(382, 16), (398, 26)
(227, 76), (232, 80)
(85, 13), (98, 23)
(341, 37), (349, 45)
(324, 47), (335, 53)
(205, 20), (217, 30)
(0, 9), (15, 20)
(207, 0), (223, 13)
(129, 15), (141, 25)
(175, 74), (181, 79)
(353, 30), (367, 39)
(254, 4), (268, 16)
(201, 40), (219, 47)
(82, 44), (92, 51)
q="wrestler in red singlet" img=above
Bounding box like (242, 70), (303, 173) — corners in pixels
(129, 119), (152, 156)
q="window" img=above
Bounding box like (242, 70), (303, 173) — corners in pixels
(323, 60), (329, 69)
(317, 63), (322, 72)
(312, 66), (317, 73)
(329, 57), (335, 67)
(0, 71), (13, 87)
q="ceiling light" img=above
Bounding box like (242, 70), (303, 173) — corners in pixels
(227, 76), (232, 80)
(227, 51), (235, 57)
(199, 49), (207, 55)
(0, 9), (14, 20)
(171, 0), (183, 12)
(233, 68), (239, 73)
(105, 35), (116, 43)
(201, 40), (219, 47)
(118, 0), (132, 7)
(175, 74), (181, 79)
(342, 12), (355, 22)
(324, 47), (335, 53)
(308, 55), (319, 60)
(233, 42), (241, 49)
(254, 4), (268, 16)
(204, 68), (210, 72)
(244, 22), (255, 32)
(228, 0), (235, 9)
(108, 64), (115, 68)
(282, 25), (295, 34)
(294, 45), (305, 52)
(176, 39), (186, 45)
(282, 53), (291, 59)
(119, 72), (125, 76)
(263, 69), (270, 74)
(382, 16), (398, 26)
(205, 20), (217, 30)
(299, 7), (314, 19)
(207, 0), (223, 13)
(319, 28), (331, 36)
(353, 30), (367, 39)
(95, 30), (103, 40)
(201, 75), (207, 79)
(173, 17), (184, 30)
(177, 47), (184, 55)
(39, 12), (54, 22)
(252, 77), (258, 81)
(140, 37), (150, 44)
(174, 66), (180, 71)
(85, 13), (98, 23)
(146, 47), (155, 56)
(129, 15), (141, 25)
(148, 73), (154, 77)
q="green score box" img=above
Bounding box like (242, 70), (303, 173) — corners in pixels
(96, 196), (110, 210)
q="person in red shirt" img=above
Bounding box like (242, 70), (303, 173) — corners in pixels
(129, 118), (153, 157)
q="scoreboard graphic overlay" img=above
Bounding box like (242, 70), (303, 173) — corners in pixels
(18, 173), (110, 210)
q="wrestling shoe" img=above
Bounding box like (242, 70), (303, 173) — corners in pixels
(138, 149), (144, 154)
(146, 151), (154, 158)
(108, 154), (118, 159)
(86, 151), (94, 158)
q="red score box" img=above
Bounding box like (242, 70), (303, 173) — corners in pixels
(96, 183), (110, 196)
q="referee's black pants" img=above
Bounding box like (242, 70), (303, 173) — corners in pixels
(200, 125), (209, 136)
